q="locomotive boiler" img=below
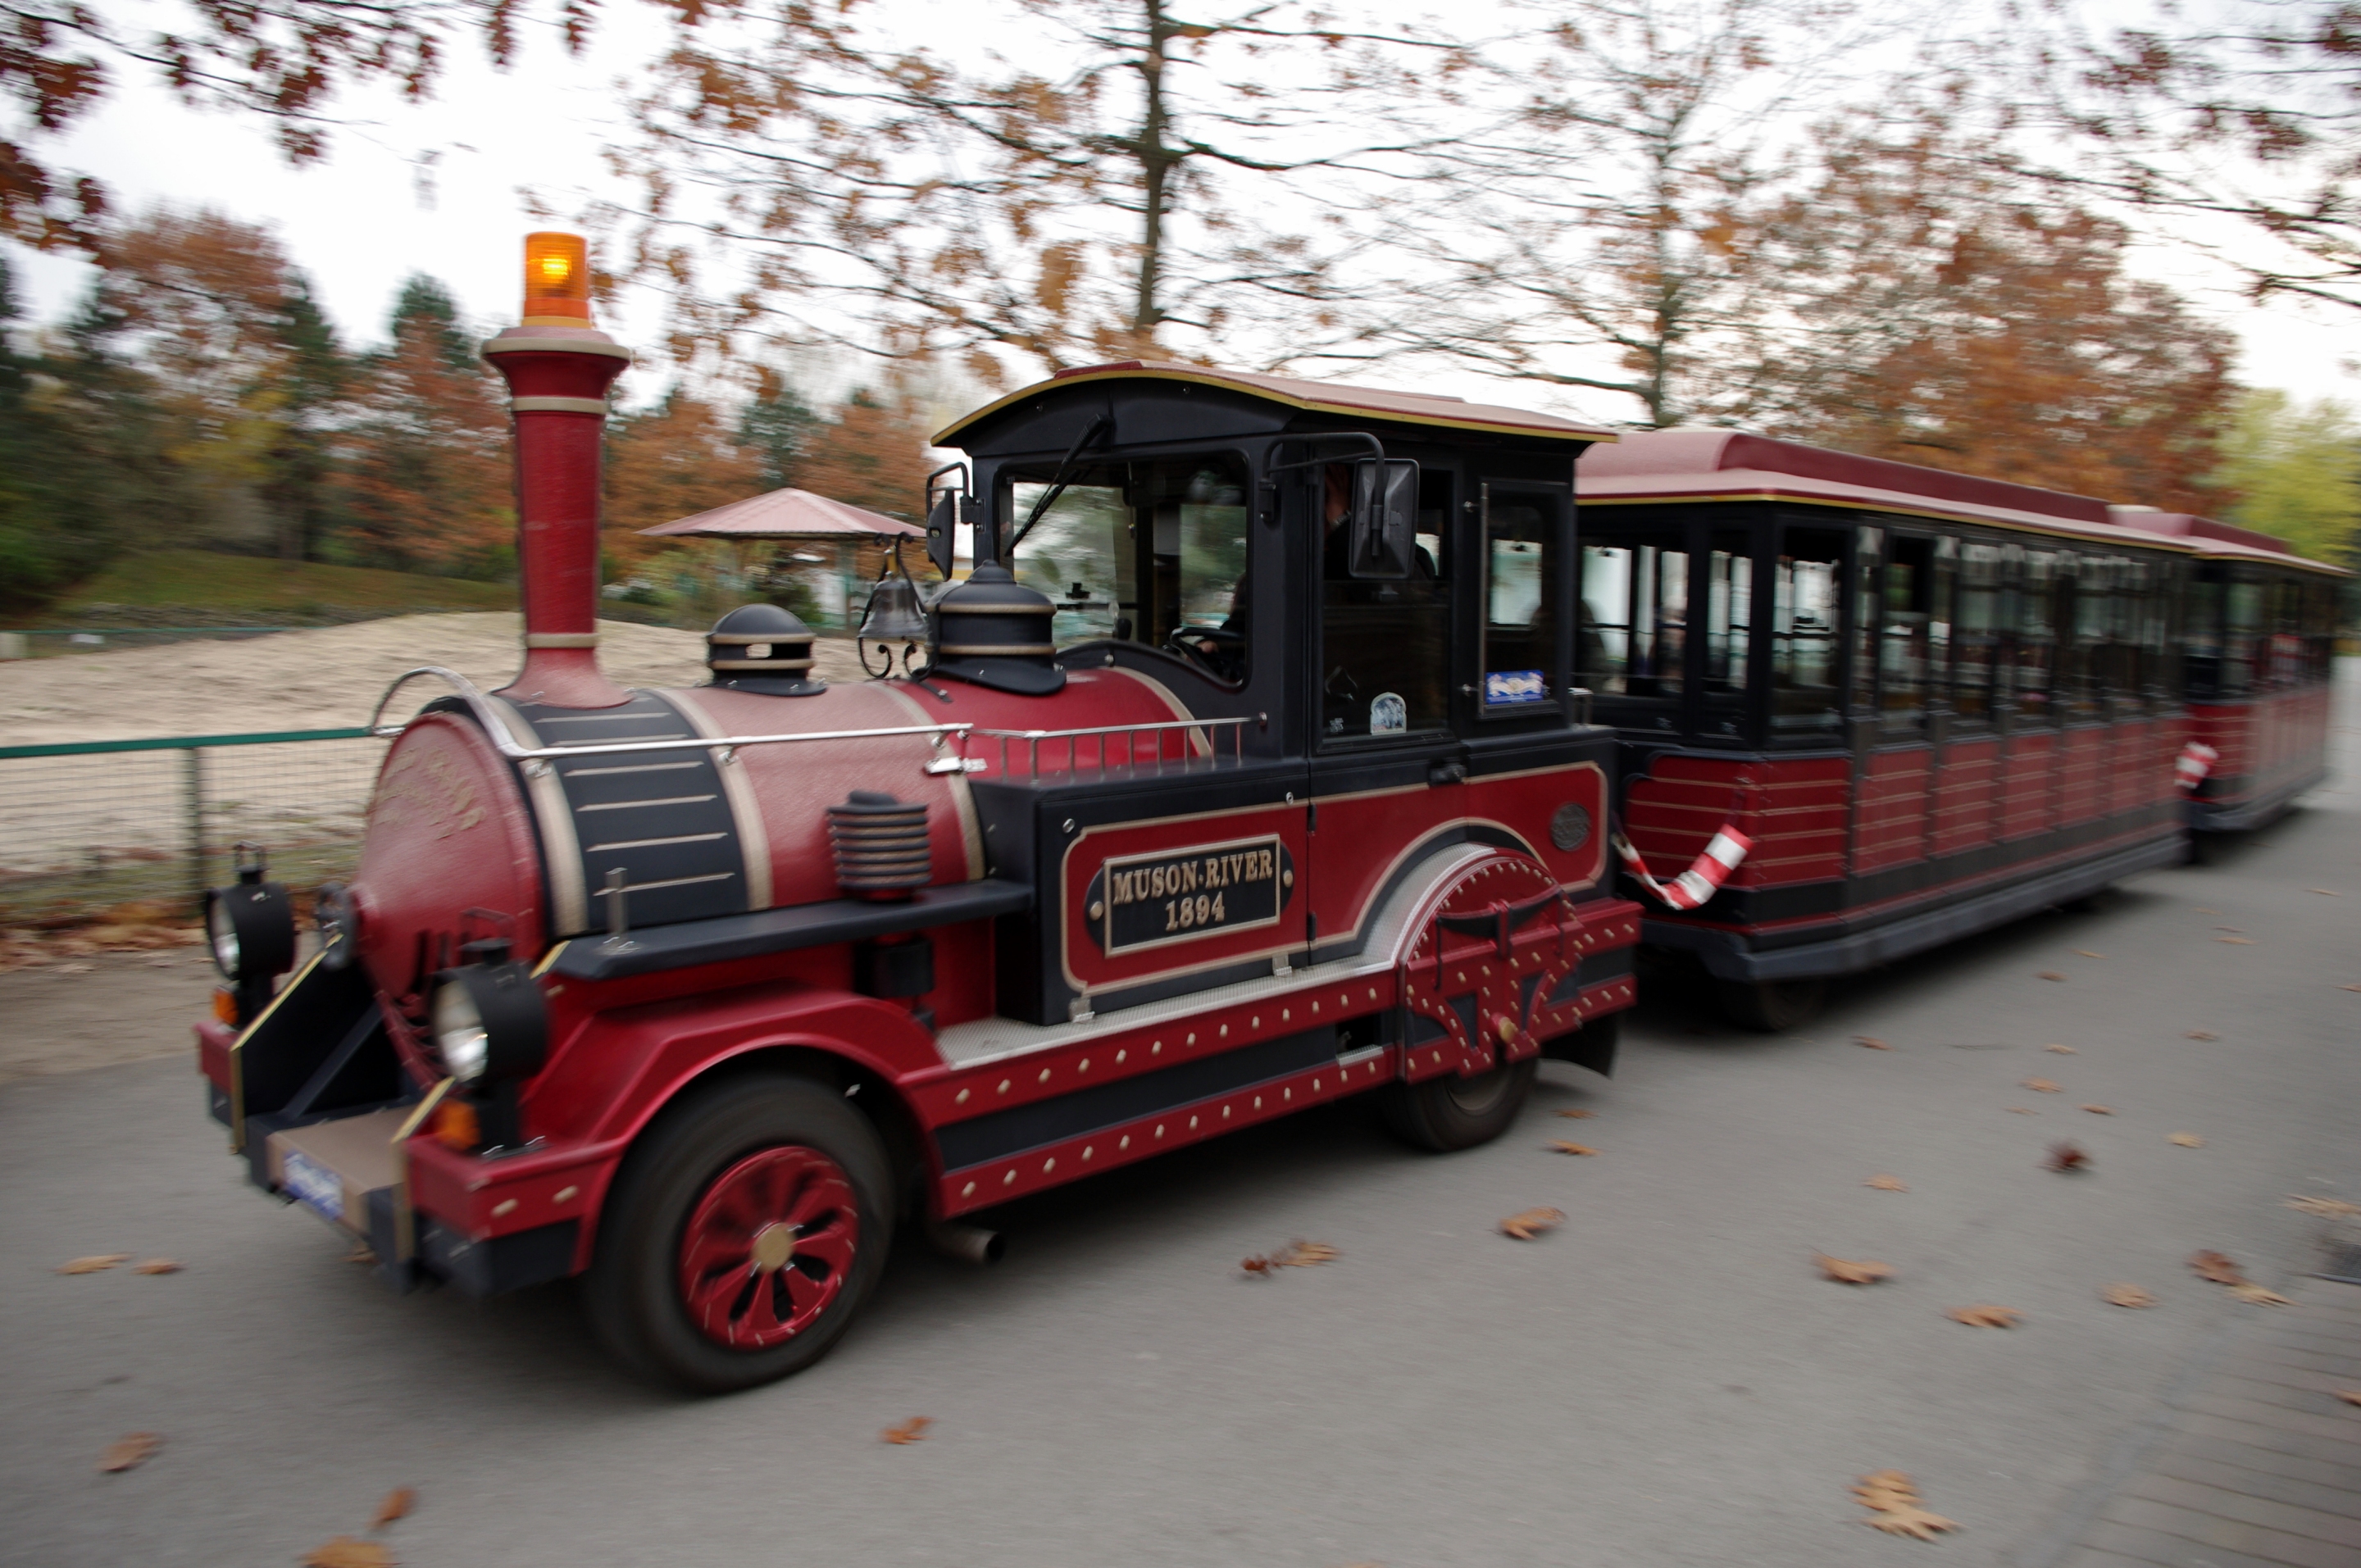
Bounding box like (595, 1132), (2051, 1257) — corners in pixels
(194, 233), (1643, 1392)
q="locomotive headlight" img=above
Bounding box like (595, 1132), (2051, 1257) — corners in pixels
(430, 962), (548, 1086)
(202, 852), (295, 986)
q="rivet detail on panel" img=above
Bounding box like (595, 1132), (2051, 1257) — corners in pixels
(1039, 1068), (1051, 1084)
(1043, 1157), (1055, 1173)
(1078, 1058), (1090, 1073)
(1082, 1146), (1094, 1161)
(957, 1089), (971, 1104)
(553, 1186), (578, 1204)
(492, 1199), (517, 1218)
(999, 1079), (1011, 1094)
(962, 1181), (976, 1197)
(1003, 1170), (1017, 1186)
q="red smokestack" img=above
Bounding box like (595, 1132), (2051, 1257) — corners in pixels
(482, 232), (631, 709)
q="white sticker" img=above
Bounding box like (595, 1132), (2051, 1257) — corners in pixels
(281, 1149), (344, 1225)
(1369, 692), (1407, 735)
(1485, 669), (1550, 705)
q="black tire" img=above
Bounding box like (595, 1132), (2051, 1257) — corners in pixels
(585, 1075), (894, 1395)
(1377, 1057), (1538, 1152)
(1716, 977), (1827, 1032)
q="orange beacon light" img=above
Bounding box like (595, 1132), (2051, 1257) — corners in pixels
(522, 232), (592, 323)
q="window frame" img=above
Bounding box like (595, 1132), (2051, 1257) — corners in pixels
(1474, 478), (1576, 727)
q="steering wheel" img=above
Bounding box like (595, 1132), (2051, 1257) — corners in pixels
(1165, 625), (1245, 682)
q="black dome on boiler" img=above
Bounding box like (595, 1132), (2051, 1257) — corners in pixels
(706, 602), (825, 696)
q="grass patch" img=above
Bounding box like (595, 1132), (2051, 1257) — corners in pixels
(33, 550), (515, 625)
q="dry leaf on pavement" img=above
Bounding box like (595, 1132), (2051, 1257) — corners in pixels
(2343, 984), (2361, 993)
(2218, 936), (2255, 945)
(343, 1244), (377, 1266)
(880, 1416), (933, 1445)
(2022, 1078), (2063, 1093)
(2287, 1196), (2361, 1218)
(2311, 888), (2340, 896)
(1548, 1140), (1599, 1156)
(2103, 1284), (2155, 1307)
(2007, 1107), (2038, 1115)
(2169, 1132), (2206, 1148)
(2038, 971), (2067, 981)
(2045, 1143), (2091, 1172)
(1855, 1034), (1892, 1049)
(303, 1538), (391, 1568)
(97, 1432), (159, 1472)
(2189, 1250), (2248, 1285)
(2045, 1044), (2077, 1053)
(1285, 1241), (1339, 1266)
(1946, 1304), (2022, 1328)
(2334, 1390), (2361, 1406)
(57, 1254), (130, 1275)
(2074, 949), (2104, 958)
(1866, 1175), (1908, 1191)
(1499, 1207), (1565, 1240)
(2081, 1104), (2113, 1115)
(371, 1488), (416, 1529)
(1814, 1252), (1893, 1284)
(2227, 1283), (2290, 1305)
(1554, 1108), (1594, 1119)
(132, 1259), (182, 1275)
(1851, 1470), (1962, 1539)
(2186, 1030), (2219, 1041)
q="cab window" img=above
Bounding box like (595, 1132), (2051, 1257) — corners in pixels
(1481, 484), (1567, 714)
(1320, 466), (1450, 742)
(1008, 454), (1253, 683)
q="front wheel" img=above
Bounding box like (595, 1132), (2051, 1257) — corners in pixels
(1377, 1057), (1538, 1152)
(585, 1075), (894, 1394)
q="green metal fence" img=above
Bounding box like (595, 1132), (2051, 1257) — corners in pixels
(0, 726), (389, 925)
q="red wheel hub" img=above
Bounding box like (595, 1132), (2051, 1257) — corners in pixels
(676, 1146), (860, 1351)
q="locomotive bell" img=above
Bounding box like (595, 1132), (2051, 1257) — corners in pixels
(858, 541), (930, 644)
(928, 561), (1065, 696)
(705, 602), (825, 696)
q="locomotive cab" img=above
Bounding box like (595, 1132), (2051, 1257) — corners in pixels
(193, 248), (1644, 1393)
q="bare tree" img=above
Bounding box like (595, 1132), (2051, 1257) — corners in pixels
(593, 0), (1472, 379)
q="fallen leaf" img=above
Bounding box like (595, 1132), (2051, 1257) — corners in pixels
(371, 1488), (415, 1529)
(2103, 1283), (2155, 1307)
(2045, 1142), (2091, 1172)
(343, 1244), (378, 1266)
(2334, 1390), (2361, 1406)
(2081, 1104), (2113, 1115)
(2311, 888), (2340, 896)
(2074, 949), (2104, 958)
(1240, 1254), (1276, 1276)
(2227, 1283), (2290, 1305)
(1813, 1252), (1893, 1284)
(2037, 970), (2067, 981)
(57, 1254), (130, 1275)
(2286, 1196), (2361, 1219)
(2189, 1250), (2247, 1285)
(2186, 1030), (2218, 1041)
(1285, 1240), (1339, 1266)
(2169, 1132), (2205, 1148)
(2218, 936), (2255, 945)
(97, 1432), (158, 1472)
(881, 1416), (933, 1445)
(1855, 1034), (1892, 1049)
(303, 1538), (391, 1568)
(2345, 984), (2361, 993)
(2196, 907), (2221, 915)
(2007, 1107), (2038, 1115)
(1851, 1470), (1962, 1539)
(2022, 1078), (2063, 1093)
(2045, 1043), (2077, 1053)
(132, 1259), (182, 1275)
(1554, 1108), (1595, 1119)
(1499, 1207), (1565, 1240)
(1947, 1304), (2022, 1328)
(1548, 1140), (1599, 1156)
(1866, 1174), (1908, 1191)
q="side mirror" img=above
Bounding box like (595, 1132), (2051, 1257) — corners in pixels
(922, 461), (973, 581)
(1348, 458), (1419, 579)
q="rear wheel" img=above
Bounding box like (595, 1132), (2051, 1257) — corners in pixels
(1378, 1057), (1538, 1152)
(585, 1075), (893, 1394)
(1716, 978), (1827, 1032)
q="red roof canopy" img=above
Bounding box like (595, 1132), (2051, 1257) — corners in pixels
(638, 488), (923, 540)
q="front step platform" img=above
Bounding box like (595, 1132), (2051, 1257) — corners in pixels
(263, 1107), (407, 1235)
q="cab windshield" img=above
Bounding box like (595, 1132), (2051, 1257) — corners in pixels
(1008, 454), (1253, 682)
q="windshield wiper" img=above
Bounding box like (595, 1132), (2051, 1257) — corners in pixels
(1003, 415), (1112, 560)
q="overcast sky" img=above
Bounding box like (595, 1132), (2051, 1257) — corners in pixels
(6, 3), (2355, 425)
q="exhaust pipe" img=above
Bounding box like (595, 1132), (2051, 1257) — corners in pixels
(926, 1219), (1005, 1266)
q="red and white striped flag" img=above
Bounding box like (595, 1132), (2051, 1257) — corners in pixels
(1613, 825), (1754, 911)
(2175, 741), (2219, 792)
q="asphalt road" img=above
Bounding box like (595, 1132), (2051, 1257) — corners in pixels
(7, 702), (2361, 1566)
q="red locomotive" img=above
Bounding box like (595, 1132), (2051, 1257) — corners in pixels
(1575, 430), (2341, 1029)
(193, 234), (1641, 1392)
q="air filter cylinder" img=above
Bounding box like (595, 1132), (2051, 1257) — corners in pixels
(827, 791), (931, 899)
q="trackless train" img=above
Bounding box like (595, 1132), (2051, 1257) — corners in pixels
(193, 235), (2340, 1390)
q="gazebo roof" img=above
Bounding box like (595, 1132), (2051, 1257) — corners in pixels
(639, 487), (924, 540)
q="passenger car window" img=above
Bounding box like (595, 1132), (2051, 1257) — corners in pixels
(1768, 527), (1843, 734)
(1481, 486), (1567, 712)
(1580, 532), (1684, 699)
(1319, 467), (1451, 742)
